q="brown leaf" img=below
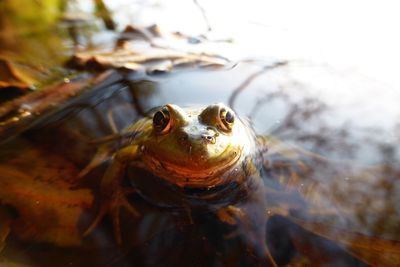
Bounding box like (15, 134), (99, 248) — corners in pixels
(0, 165), (93, 246)
(0, 70), (116, 142)
(67, 24), (230, 74)
(0, 58), (36, 92)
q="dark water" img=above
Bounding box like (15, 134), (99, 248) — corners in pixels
(0, 67), (398, 266)
(0, 1), (399, 267)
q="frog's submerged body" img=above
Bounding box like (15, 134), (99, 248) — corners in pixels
(83, 103), (269, 246)
(88, 103), (276, 265)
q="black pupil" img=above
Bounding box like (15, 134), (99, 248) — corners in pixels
(225, 111), (234, 123)
(153, 109), (169, 130)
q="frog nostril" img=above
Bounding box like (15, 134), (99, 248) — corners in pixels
(202, 134), (216, 144)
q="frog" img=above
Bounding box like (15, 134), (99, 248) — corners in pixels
(82, 103), (267, 242)
(81, 103), (282, 266)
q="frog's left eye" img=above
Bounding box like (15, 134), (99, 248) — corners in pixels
(153, 107), (171, 134)
(219, 108), (235, 131)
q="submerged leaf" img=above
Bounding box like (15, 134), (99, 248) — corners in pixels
(0, 141), (93, 246)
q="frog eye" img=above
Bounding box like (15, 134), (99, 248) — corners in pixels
(219, 108), (235, 131)
(153, 107), (171, 134)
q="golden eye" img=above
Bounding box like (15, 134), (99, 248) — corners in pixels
(219, 108), (235, 131)
(153, 107), (171, 134)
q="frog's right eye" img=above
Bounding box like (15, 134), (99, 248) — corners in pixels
(153, 107), (171, 134)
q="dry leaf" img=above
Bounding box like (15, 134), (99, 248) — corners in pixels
(0, 58), (36, 92)
(67, 24), (230, 74)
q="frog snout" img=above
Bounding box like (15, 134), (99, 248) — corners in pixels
(180, 126), (218, 145)
(179, 131), (216, 145)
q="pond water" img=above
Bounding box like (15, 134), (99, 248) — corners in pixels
(0, 1), (399, 267)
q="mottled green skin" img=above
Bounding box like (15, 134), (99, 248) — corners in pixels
(85, 103), (264, 244)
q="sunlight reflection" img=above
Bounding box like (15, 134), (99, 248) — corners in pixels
(103, 0), (400, 134)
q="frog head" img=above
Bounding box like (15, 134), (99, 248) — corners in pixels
(140, 103), (256, 188)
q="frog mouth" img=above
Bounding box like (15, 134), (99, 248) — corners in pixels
(145, 147), (243, 188)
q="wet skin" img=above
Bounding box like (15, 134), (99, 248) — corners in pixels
(84, 103), (263, 244)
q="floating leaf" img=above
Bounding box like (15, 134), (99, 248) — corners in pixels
(0, 58), (37, 92)
(0, 71), (118, 143)
(67, 24), (231, 75)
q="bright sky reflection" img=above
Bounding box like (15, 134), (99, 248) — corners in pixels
(104, 0), (400, 137)
(108, 0), (400, 89)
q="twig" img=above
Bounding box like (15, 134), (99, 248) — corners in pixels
(94, 0), (116, 30)
(228, 61), (288, 109)
(193, 0), (212, 32)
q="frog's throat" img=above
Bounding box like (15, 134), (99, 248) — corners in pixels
(143, 149), (243, 188)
